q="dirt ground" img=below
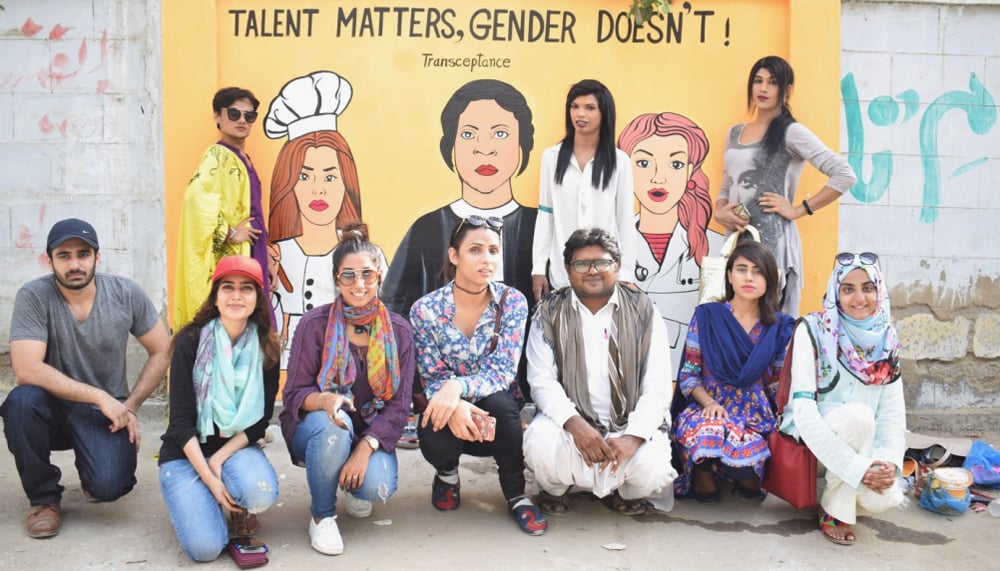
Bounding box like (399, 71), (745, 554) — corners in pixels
(1, 400), (998, 570)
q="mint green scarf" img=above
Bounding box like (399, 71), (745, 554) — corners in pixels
(193, 318), (265, 442)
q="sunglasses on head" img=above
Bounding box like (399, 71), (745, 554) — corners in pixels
(568, 259), (616, 274)
(836, 252), (879, 267)
(223, 107), (258, 123)
(452, 215), (503, 240)
(336, 268), (379, 286)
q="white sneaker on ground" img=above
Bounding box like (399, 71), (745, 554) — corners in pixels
(346, 493), (373, 518)
(309, 516), (344, 555)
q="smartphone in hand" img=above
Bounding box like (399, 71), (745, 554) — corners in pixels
(471, 413), (496, 442)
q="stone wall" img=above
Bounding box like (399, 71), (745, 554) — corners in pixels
(0, 0), (165, 384)
(840, 0), (1000, 433)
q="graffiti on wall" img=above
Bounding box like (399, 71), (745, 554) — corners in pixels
(841, 72), (997, 223)
(3, 17), (112, 140)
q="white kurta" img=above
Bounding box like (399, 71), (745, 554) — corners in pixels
(523, 289), (677, 502)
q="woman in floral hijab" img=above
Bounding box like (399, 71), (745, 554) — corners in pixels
(779, 252), (906, 546)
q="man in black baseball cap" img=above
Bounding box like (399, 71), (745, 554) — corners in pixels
(2, 218), (170, 538)
(45, 218), (100, 252)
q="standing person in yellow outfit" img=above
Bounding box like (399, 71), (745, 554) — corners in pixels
(175, 87), (271, 328)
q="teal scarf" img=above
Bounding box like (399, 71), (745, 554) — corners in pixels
(192, 318), (265, 442)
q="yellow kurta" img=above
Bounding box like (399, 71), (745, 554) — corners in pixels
(174, 144), (251, 328)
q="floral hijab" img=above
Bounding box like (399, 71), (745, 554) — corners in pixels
(802, 257), (901, 391)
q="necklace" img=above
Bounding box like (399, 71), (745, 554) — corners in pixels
(453, 281), (489, 295)
(353, 324), (368, 335)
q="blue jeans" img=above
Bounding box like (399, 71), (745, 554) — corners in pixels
(291, 410), (398, 519)
(159, 446), (278, 562)
(0, 385), (137, 505)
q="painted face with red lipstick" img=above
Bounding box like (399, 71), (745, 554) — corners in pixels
(293, 146), (345, 228)
(453, 99), (520, 197)
(629, 134), (693, 217)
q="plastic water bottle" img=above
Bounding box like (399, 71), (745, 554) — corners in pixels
(988, 500), (1000, 518)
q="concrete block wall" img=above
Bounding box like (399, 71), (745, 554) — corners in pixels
(0, 0), (164, 381)
(841, 0), (1000, 433)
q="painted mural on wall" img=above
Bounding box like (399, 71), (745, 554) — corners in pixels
(264, 71), (388, 366)
(163, 0), (846, 355)
(382, 79), (536, 316)
(618, 112), (723, 369)
(841, 72), (997, 223)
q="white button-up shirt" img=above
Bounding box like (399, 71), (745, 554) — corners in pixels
(532, 144), (637, 289)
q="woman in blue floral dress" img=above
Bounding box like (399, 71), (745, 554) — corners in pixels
(671, 241), (794, 502)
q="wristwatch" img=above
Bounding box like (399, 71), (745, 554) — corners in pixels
(363, 434), (379, 452)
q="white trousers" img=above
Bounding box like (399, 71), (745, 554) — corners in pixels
(523, 415), (677, 501)
(820, 403), (905, 524)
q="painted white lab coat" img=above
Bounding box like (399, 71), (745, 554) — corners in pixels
(630, 218), (724, 378)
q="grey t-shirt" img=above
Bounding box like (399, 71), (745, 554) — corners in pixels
(9, 273), (160, 399)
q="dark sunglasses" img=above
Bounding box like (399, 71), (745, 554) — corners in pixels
(336, 268), (379, 286)
(568, 259), (616, 274)
(223, 107), (258, 123)
(452, 215), (503, 240)
(836, 252), (879, 267)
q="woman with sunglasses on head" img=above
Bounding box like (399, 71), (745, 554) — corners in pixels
(713, 56), (857, 316)
(176, 87), (272, 328)
(410, 215), (547, 536)
(280, 222), (414, 556)
(671, 242), (794, 503)
(159, 256), (281, 562)
(779, 251), (905, 546)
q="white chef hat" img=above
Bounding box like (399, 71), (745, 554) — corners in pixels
(264, 71), (353, 140)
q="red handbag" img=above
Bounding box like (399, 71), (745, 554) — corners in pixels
(762, 335), (818, 509)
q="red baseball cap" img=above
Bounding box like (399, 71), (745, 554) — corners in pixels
(212, 256), (263, 288)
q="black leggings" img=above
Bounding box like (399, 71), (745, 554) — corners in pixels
(417, 391), (525, 500)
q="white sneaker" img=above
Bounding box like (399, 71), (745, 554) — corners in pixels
(309, 516), (344, 555)
(346, 493), (373, 518)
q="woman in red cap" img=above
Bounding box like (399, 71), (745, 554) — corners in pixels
(158, 255), (282, 562)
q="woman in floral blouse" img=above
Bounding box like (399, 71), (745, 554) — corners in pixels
(409, 215), (547, 536)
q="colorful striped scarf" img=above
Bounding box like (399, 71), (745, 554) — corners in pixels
(317, 297), (400, 422)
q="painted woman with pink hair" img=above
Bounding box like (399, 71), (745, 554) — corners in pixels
(618, 112), (723, 374)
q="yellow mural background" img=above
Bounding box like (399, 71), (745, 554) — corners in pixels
(163, 0), (842, 326)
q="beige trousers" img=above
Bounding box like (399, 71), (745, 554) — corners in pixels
(523, 415), (677, 501)
(820, 403), (905, 523)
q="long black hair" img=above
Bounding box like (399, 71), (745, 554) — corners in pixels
(746, 56), (797, 160)
(555, 79), (618, 190)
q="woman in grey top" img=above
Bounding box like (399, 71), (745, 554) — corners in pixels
(713, 55), (857, 316)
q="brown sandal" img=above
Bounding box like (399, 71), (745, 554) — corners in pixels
(818, 510), (855, 546)
(228, 510), (260, 538)
(537, 491), (571, 515)
(602, 490), (647, 516)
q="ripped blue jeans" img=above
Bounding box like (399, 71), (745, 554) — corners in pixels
(159, 446), (278, 562)
(291, 410), (398, 519)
